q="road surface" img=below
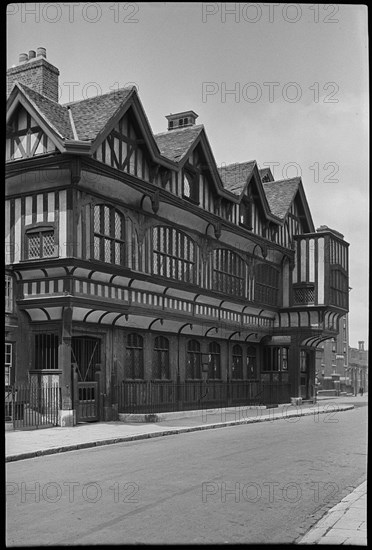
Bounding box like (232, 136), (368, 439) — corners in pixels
(6, 400), (367, 545)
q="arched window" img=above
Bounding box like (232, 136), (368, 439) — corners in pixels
(125, 333), (144, 379)
(232, 344), (243, 379)
(152, 226), (197, 284)
(213, 249), (246, 297)
(247, 346), (257, 379)
(208, 342), (221, 379)
(93, 204), (125, 265)
(186, 340), (201, 379)
(255, 263), (279, 306)
(152, 336), (170, 379)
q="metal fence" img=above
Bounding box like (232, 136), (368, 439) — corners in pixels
(116, 380), (291, 414)
(5, 383), (61, 429)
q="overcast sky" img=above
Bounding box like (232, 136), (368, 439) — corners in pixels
(6, 2), (369, 348)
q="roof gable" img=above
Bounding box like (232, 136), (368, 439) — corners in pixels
(6, 83), (70, 152)
(263, 177), (314, 231)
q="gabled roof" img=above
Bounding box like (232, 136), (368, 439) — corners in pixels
(66, 87), (135, 141)
(263, 178), (300, 219)
(13, 83), (74, 139)
(154, 125), (204, 162)
(217, 161), (256, 195)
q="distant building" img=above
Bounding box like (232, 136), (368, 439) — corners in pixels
(348, 341), (368, 394)
(6, 48), (350, 425)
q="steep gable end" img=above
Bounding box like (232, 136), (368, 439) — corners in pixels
(6, 103), (59, 161)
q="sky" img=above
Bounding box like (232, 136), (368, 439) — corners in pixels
(6, 2), (369, 348)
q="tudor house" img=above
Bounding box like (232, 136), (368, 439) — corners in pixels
(5, 49), (349, 425)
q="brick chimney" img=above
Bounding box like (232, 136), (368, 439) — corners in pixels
(358, 341), (364, 351)
(7, 47), (59, 102)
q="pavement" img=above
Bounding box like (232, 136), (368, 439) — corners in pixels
(5, 395), (367, 545)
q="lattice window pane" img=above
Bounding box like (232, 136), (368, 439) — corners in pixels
(104, 239), (111, 262)
(114, 212), (121, 239)
(94, 236), (101, 260)
(42, 231), (55, 257)
(104, 206), (110, 235)
(28, 234), (40, 258)
(94, 205), (100, 232)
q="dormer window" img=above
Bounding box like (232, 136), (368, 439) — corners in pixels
(239, 198), (252, 229)
(183, 171), (199, 204)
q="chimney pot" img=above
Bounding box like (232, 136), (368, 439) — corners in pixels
(37, 47), (47, 58)
(19, 53), (28, 63)
(28, 50), (36, 60)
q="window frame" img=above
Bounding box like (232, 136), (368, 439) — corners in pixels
(125, 333), (144, 379)
(152, 226), (197, 284)
(25, 224), (57, 260)
(186, 339), (202, 380)
(5, 274), (13, 313)
(152, 336), (170, 380)
(93, 204), (125, 265)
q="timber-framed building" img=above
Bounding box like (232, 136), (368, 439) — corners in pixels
(6, 49), (349, 425)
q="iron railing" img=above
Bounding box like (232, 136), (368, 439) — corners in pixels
(5, 383), (61, 429)
(116, 380), (291, 414)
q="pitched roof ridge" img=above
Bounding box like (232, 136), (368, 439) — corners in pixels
(154, 124), (204, 137)
(263, 176), (301, 186)
(63, 85), (136, 107)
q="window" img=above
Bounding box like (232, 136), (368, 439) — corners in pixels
(255, 263), (279, 306)
(208, 342), (221, 379)
(34, 333), (58, 370)
(93, 205), (125, 265)
(125, 333), (144, 379)
(247, 346), (257, 379)
(182, 172), (199, 203)
(153, 226), (197, 284)
(5, 343), (12, 386)
(239, 198), (252, 229)
(186, 340), (201, 379)
(26, 228), (56, 259)
(263, 347), (288, 372)
(213, 249), (246, 298)
(232, 344), (243, 379)
(5, 275), (13, 313)
(152, 336), (170, 379)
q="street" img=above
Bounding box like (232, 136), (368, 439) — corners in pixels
(6, 399), (367, 545)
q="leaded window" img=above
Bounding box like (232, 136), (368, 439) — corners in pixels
(255, 263), (279, 306)
(186, 340), (201, 379)
(208, 342), (221, 379)
(152, 336), (170, 379)
(125, 333), (144, 379)
(93, 205), (125, 265)
(26, 228), (56, 259)
(213, 249), (246, 297)
(152, 226), (196, 284)
(232, 344), (243, 379)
